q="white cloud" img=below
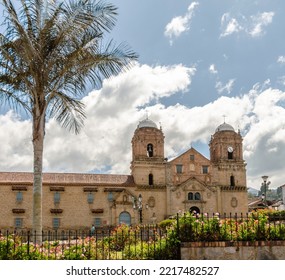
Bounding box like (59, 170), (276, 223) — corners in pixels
(220, 13), (242, 37)
(242, 87), (285, 188)
(248, 12), (274, 37)
(0, 63), (195, 174)
(1, 66), (285, 190)
(277, 56), (285, 64)
(215, 79), (235, 95)
(0, 111), (32, 171)
(220, 11), (274, 38)
(164, 2), (199, 45)
(209, 64), (218, 75)
(277, 76), (285, 87)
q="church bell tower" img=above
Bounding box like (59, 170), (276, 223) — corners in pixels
(131, 117), (166, 187)
(209, 122), (246, 188)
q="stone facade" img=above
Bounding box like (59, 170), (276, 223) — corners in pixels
(0, 118), (248, 230)
(181, 241), (285, 260)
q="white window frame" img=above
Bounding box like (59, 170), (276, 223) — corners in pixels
(94, 218), (102, 227)
(202, 165), (209, 174)
(15, 218), (23, 228)
(87, 192), (94, 204)
(53, 218), (60, 229)
(176, 164), (183, 174)
(16, 191), (23, 202)
(54, 192), (60, 204)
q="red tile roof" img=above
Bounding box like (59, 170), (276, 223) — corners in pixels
(0, 172), (135, 186)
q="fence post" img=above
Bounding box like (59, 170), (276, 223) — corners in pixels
(235, 213), (238, 241)
(48, 230), (51, 259)
(27, 231), (30, 259)
(108, 227), (111, 260)
(176, 213), (180, 240)
(229, 213), (232, 240)
(176, 213), (181, 259)
(5, 230), (9, 259)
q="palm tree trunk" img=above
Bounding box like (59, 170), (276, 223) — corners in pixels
(32, 111), (45, 244)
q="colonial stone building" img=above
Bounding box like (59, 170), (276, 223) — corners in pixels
(0, 118), (248, 230)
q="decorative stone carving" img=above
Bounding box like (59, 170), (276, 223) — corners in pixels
(147, 197), (155, 208)
(231, 197), (238, 208)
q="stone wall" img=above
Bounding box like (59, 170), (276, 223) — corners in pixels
(0, 181), (166, 230)
(181, 241), (285, 260)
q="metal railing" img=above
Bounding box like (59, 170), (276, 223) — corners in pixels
(1, 212), (285, 259)
(0, 225), (175, 260)
(177, 212), (285, 242)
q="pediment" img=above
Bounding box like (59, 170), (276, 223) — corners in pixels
(172, 176), (214, 193)
(113, 189), (136, 205)
(169, 147), (210, 164)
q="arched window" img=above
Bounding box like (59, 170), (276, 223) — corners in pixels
(147, 143), (153, 157)
(188, 192), (194, 200)
(230, 176), (235, 187)
(149, 173), (153, 185)
(119, 211), (131, 226)
(228, 151), (233, 159)
(189, 206), (200, 214)
(194, 192), (201, 200)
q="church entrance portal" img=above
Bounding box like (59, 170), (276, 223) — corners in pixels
(189, 206), (200, 214)
(119, 211), (131, 225)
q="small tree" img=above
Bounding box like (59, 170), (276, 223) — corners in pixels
(0, 0), (137, 243)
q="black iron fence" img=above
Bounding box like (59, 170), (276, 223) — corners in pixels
(0, 224), (177, 260)
(1, 211), (285, 260)
(177, 212), (285, 242)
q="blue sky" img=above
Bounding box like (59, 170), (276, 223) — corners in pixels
(1, 0), (285, 190)
(110, 0), (285, 104)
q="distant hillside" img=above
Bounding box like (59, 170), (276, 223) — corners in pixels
(247, 187), (259, 196)
(248, 187), (281, 200)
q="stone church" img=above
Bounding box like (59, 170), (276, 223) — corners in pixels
(0, 118), (248, 230)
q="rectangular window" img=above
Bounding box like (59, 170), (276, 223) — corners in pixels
(107, 192), (113, 202)
(87, 192), (94, 204)
(94, 218), (102, 228)
(53, 218), (60, 229)
(15, 218), (23, 228)
(176, 164), (183, 174)
(202, 166), (209, 174)
(54, 192), (60, 204)
(190, 154), (195, 161)
(16, 191), (23, 202)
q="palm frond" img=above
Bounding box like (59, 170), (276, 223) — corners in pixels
(47, 92), (86, 134)
(2, 0), (38, 61)
(0, 0), (138, 133)
(62, 0), (117, 33)
(0, 84), (31, 113)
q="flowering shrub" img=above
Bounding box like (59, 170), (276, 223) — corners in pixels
(1, 210), (285, 260)
(0, 225), (175, 260)
(0, 234), (46, 260)
(172, 210), (285, 242)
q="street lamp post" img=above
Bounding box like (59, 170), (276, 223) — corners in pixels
(261, 175), (271, 206)
(138, 194), (143, 223)
(132, 194), (143, 224)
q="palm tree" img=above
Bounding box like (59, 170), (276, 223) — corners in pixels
(0, 0), (137, 243)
